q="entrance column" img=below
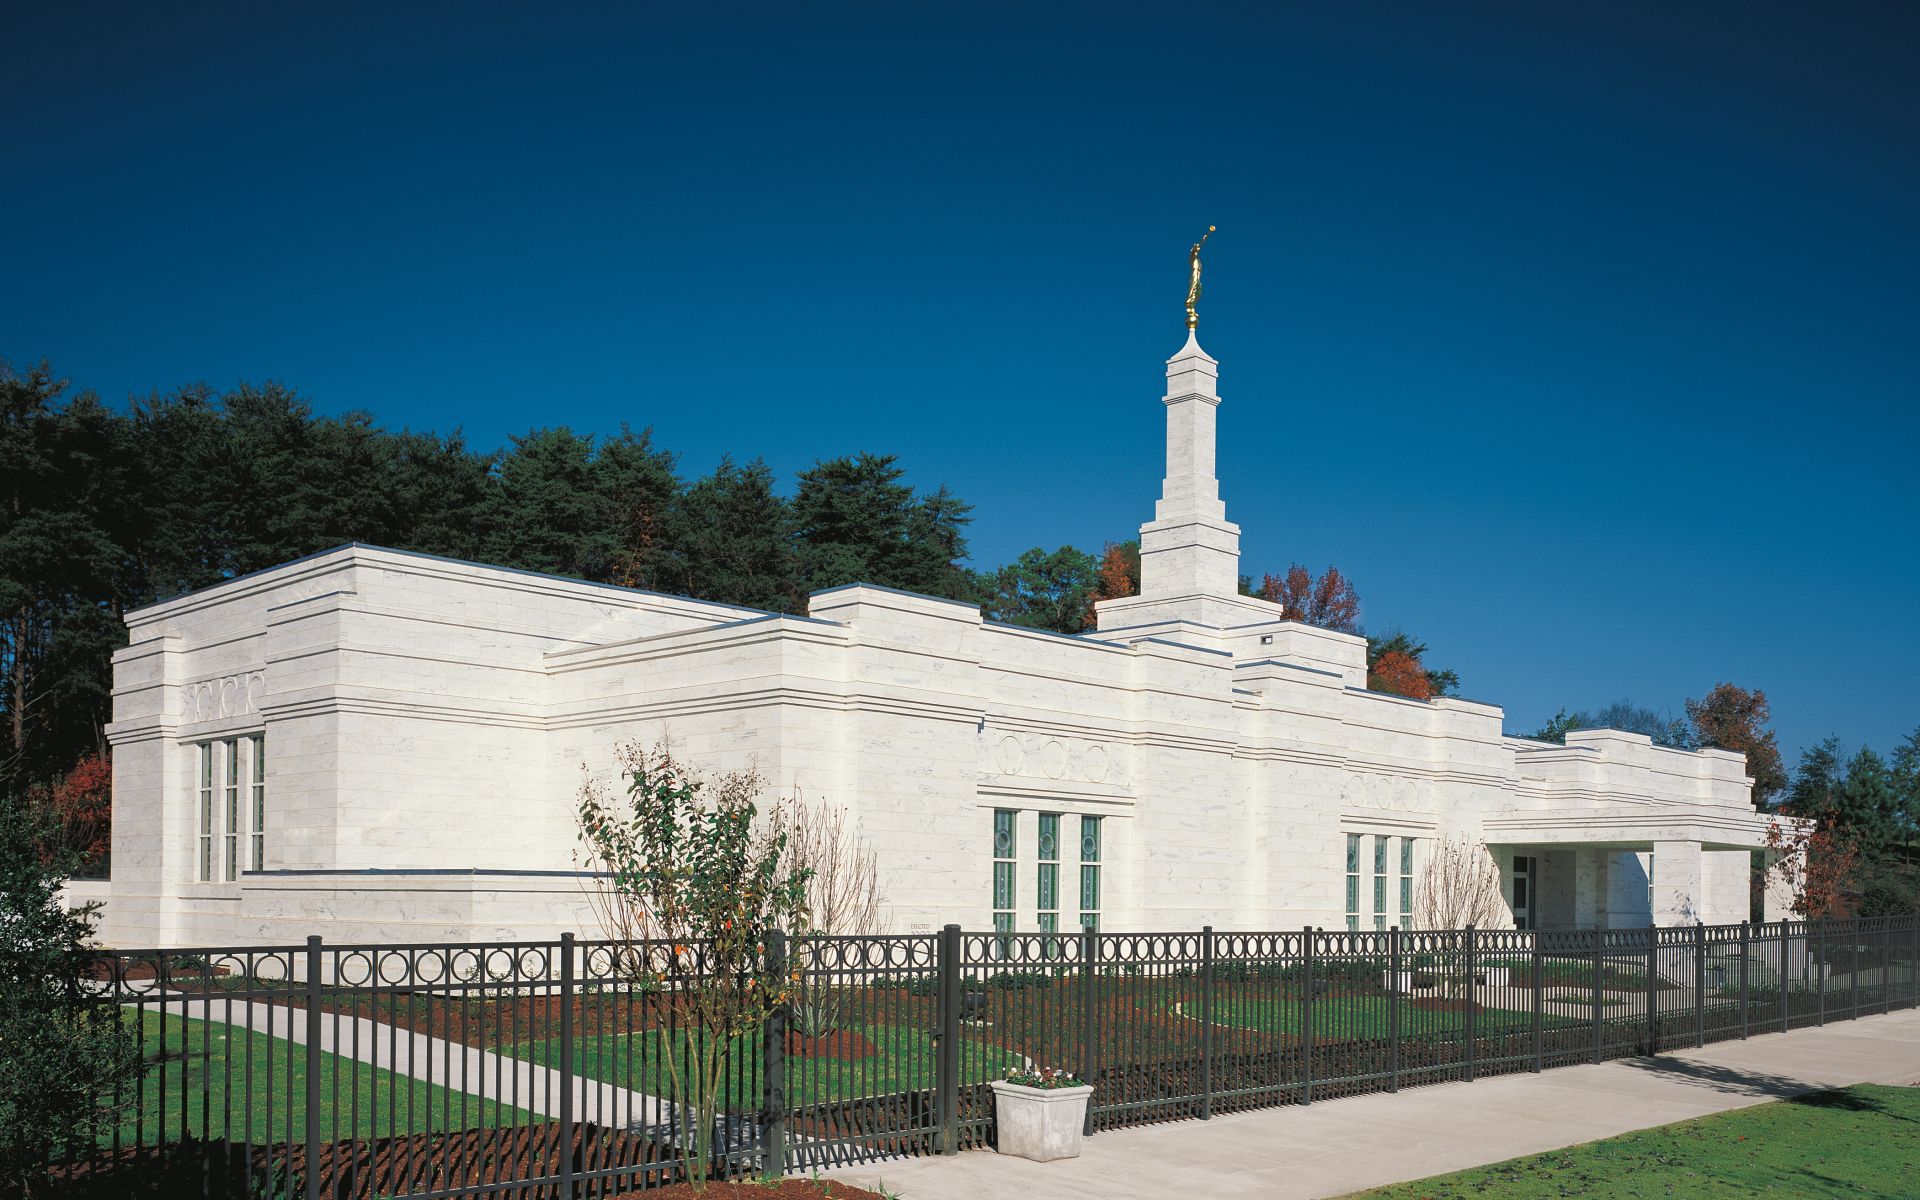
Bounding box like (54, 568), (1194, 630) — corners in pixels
(1652, 839), (1704, 926)
(1572, 848), (1607, 929)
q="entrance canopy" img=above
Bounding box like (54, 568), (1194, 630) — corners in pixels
(1483, 806), (1771, 853)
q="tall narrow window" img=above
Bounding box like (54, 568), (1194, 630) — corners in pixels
(1078, 815), (1102, 931)
(1036, 813), (1060, 945)
(197, 743), (214, 882)
(1344, 834), (1360, 931)
(992, 810), (1016, 950)
(222, 738), (240, 881)
(250, 735), (266, 871)
(1512, 854), (1535, 930)
(1399, 837), (1415, 924)
(1646, 853), (1655, 919)
(1372, 835), (1389, 930)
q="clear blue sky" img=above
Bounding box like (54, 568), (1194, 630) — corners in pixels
(5, 3), (1916, 764)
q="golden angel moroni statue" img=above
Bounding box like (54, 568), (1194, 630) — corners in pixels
(1186, 225), (1215, 330)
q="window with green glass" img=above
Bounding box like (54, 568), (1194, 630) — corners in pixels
(222, 738), (240, 882)
(197, 743), (214, 882)
(1078, 815), (1101, 931)
(1344, 833), (1360, 931)
(1037, 812), (1059, 934)
(993, 809), (1017, 955)
(1372, 835), (1388, 929)
(250, 735), (266, 871)
(1399, 837), (1415, 922)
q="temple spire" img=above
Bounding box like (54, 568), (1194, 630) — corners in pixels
(1135, 327), (1239, 599)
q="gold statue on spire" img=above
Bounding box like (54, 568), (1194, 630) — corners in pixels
(1186, 225), (1215, 331)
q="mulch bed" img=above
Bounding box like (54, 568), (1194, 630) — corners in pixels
(785, 1028), (878, 1059)
(52, 1121), (679, 1200)
(615, 1182), (890, 1199)
(51, 1120), (895, 1200)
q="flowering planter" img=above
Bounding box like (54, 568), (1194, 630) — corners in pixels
(989, 1081), (1094, 1161)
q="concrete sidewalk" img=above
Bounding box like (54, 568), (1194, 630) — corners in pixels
(824, 1009), (1920, 1199)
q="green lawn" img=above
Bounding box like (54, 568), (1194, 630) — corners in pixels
(1347, 1084), (1920, 1198)
(515, 1022), (1024, 1109)
(1207, 995), (1585, 1039)
(116, 1012), (532, 1146)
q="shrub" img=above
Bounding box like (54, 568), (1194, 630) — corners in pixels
(0, 801), (145, 1197)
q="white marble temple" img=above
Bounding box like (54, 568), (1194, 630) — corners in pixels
(101, 332), (1778, 948)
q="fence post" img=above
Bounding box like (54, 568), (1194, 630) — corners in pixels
(1779, 922), (1790, 1033)
(1531, 931), (1544, 1073)
(558, 931), (575, 1200)
(1645, 924), (1658, 1055)
(1199, 926), (1214, 1120)
(1816, 919), (1826, 1027)
(1738, 922), (1750, 1040)
(762, 929), (788, 1180)
(937, 924), (960, 1155)
(1463, 925), (1476, 1083)
(1850, 919), (1860, 1020)
(304, 936), (322, 1200)
(1387, 926), (1401, 1093)
(1082, 924), (1099, 1136)
(1693, 923), (1706, 1049)
(1591, 931), (1604, 1065)
(1911, 916), (1919, 1010)
(1301, 927), (1315, 1105)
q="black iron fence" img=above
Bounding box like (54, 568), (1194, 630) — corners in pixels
(61, 914), (1919, 1198)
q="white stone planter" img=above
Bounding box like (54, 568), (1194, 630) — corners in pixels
(989, 1080), (1093, 1161)
(1481, 966), (1510, 988)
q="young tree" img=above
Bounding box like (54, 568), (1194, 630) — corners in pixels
(1414, 836), (1508, 930)
(1764, 818), (1859, 919)
(575, 745), (810, 1189)
(1254, 563), (1360, 633)
(773, 794), (886, 1037)
(0, 800), (144, 1197)
(1686, 683), (1786, 807)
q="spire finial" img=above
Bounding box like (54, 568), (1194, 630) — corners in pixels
(1185, 226), (1216, 331)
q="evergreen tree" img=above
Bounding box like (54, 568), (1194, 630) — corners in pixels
(792, 453), (972, 599)
(0, 800), (143, 1196)
(484, 427), (608, 579)
(0, 364), (123, 787)
(672, 457), (800, 612)
(385, 429), (498, 562)
(1524, 700), (1693, 748)
(975, 545), (1098, 633)
(593, 426), (682, 591)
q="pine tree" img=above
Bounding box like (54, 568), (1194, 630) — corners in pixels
(672, 456), (800, 612)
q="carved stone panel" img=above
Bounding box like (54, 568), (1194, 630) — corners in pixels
(980, 727), (1127, 791)
(179, 671), (266, 722)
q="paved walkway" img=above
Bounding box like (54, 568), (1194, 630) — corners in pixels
(148, 996), (672, 1129)
(823, 1008), (1920, 1200)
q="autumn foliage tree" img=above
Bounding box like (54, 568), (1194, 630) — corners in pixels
(32, 751), (110, 877)
(1254, 564), (1360, 633)
(1764, 818), (1859, 919)
(1687, 683), (1787, 807)
(1366, 631), (1459, 700)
